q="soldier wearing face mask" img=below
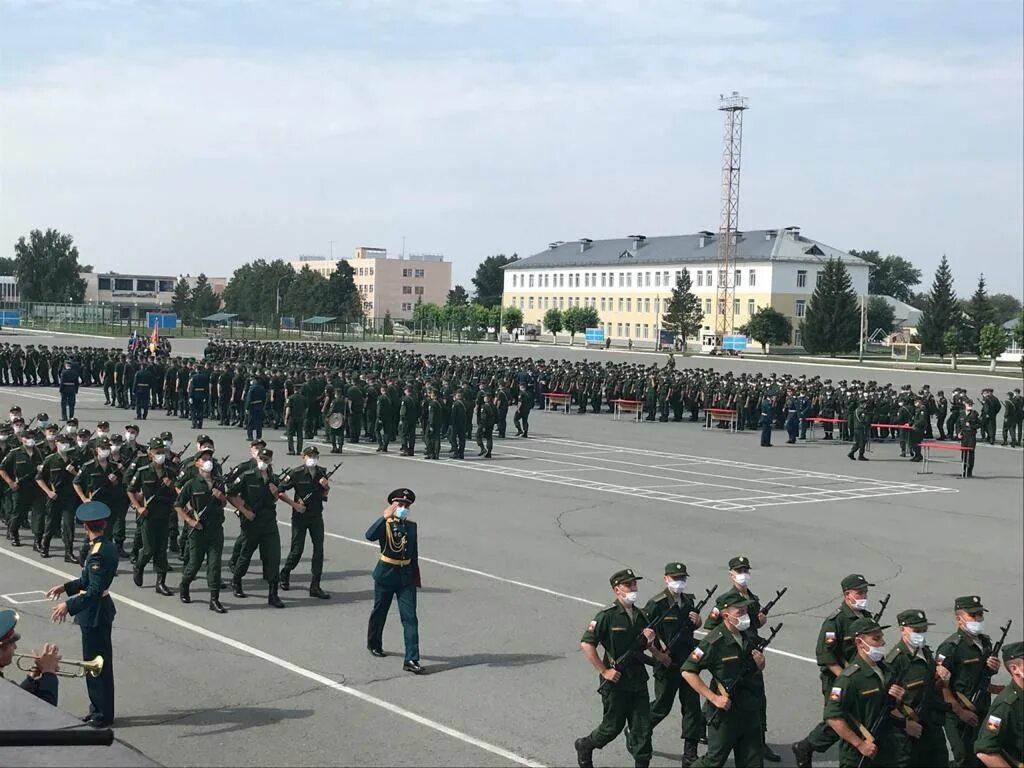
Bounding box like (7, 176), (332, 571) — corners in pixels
(174, 450), (228, 613)
(0, 428), (44, 547)
(226, 439), (265, 575)
(885, 609), (951, 767)
(937, 595), (1002, 767)
(127, 438), (178, 597)
(794, 573), (878, 768)
(643, 563), (706, 766)
(225, 448), (284, 608)
(823, 618), (906, 767)
(276, 446), (331, 599)
(35, 434), (80, 561)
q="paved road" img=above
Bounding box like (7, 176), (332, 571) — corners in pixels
(1, 333), (1021, 767)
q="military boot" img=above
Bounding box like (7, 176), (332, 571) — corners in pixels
(268, 583), (284, 608)
(209, 590), (228, 614)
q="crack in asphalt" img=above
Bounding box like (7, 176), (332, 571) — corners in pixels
(554, 505), (631, 567)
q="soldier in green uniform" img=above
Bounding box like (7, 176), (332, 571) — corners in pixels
(424, 389), (443, 460)
(325, 387), (347, 454)
(375, 383), (394, 453)
(514, 383), (534, 437)
(495, 386), (510, 438)
(823, 617), (907, 768)
(476, 391), (496, 458)
(575, 568), (664, 768)
(127, 439), (177, 596)
(46, 501), (119, 727)
(886, 609), (951, 767)
(449, 389), (468, 459)
(974, 640), (1022, 768)
(226, 439), (263, 574)
(644, 563), (705, 767)
(226, 448), (284, 608)
(681, 592), (768, 768)
(398, 384), (417, 456)
(34, 433), (78, 560)
(959, 401), (982, 478)
(938, 595), (1003, 767)
(174, 450), (228, 613)
(0, 428), (43, 548)
(793, 573), (879, 767)
(277, 446), (331, 599)
(847, 401), (870, 461)
(285, 383), (307, 456)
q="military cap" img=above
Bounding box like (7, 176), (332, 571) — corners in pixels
(954, 595), (987, 613)
(96, 420), (110, 429)
(66, 417), (79, 426)
(728, 555), (752, 570)
(716, 592), (753, 610)
(249, 438), (267, 448)
(76, 500), (111, 523)
(37, 412), (50, 422)
(302, 445), (319, 456)
(125, 424), (139, 433)
(196, 434), (212, 444)
(850, 617), (889, 636)
(609, 568), (641, 587)
(665, 562), (689, 577)
(147, 437), (165, 450)
(159, 431), (174, 441)
(388, 487), (416, 505)
(841, 573), (875, 591)
(1002, 641), (1023, 663)
(0, 608), (20, 645)
(195, 448), (214, 459)
(93, 436), (110, 449)
(109, 434), (124, 446)
(896, 609), (934, 629)
(9, 405), (21, 413)
(257, 448), (274, 461)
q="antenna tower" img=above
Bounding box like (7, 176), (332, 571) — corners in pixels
(716, 91), (748, 339)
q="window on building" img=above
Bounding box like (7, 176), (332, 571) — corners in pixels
(369, 268), (374, 276)
(626, 273), (632, 288)
(697, 271), (704, 287)
(158, 279), (174, 292)
(748, 299), (755, 315)
(591, 273), (597, 286)
(542, 275), (548, 288)
(795, 299), (806, 317)
(616, 323), (623, 337)
(414, 286), (424, 295)
(643, 324), (649, 339)
(369, 285), (374, 293)
(519, 297), (524, 309)
(705, 270), (712, 285)
(749, 269), (756, 286)
(600, 273), (606, 287)
(401, 302), (412, 311)
(624, 323), (630, 338)
(402, 268), (412, 278)
(734, 269), (742, 287)
(600, 297), (606, 311)
(626, 298), (631, 313)
(704, 298), (712, 314)
(414, 269), (425, 278)
(576, 273), (581, 287)
(635, 323), (640, 338)
(559, 297), (564, 309)
(98, 277), (111, 290)
(643, 298), (650, 313)
(797, 270), (807, 288)
(584, 273), (589, 288)
(718, 300), (726, 315)
(654, 298), (660, 314)
(529, 297), (535, 309)
(654, 272), (661, 288)
(618, 298), (624, 312)
(719, 270), (727, 286)
(402, 285), (412, 294)
(512, 275), (517, 288)
(733, 299), (740, 315)
(816, 271), (824, 287)
(559, 274), (564, 287)
(794, 328), (802, 346)
(114, 278), (133, 291)
(644, 272), (651, 287)
(528, 275), (535, 288)
(618, 273), (625, 288)
(662, 271), (669, 285)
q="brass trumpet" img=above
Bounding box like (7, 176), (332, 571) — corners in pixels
(15, 653), (104, 678)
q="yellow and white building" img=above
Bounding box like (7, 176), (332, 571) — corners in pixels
(502, 227), (870, 346)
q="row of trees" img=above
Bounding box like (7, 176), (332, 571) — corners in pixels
(541, 305), (601, 343)
(220, 259), (362, 326)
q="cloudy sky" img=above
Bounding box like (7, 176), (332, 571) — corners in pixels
(1, 0), (1021, 297)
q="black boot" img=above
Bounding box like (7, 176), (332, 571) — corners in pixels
(309, 580), (330, 599)
(268, 582), (284, 608)
(279, 569), (290, 591)
(792, 740), (812, 768)
(133, 565), (144, 587)
(681, 739), (698, 768)
(574, 737), (594, 768)
(209, 590), (228, 614)
(180, 579), (192, 603)
(155, 573), (173, 596)
(41, 538), (52, 558)
(763, 743), (781, 763)
(232, 577), (248, 598)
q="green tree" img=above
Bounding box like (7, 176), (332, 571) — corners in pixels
(412, 301), (443, 330)
(965, 274), (996, 355)
(382, 310), (394, 336)
(851, 250), (922, 303)
(171, 278), (192, 321)
(467, 303), (491, 339)
(442, 302), (469, 338)
(472, 253), (519, 307)
(502, 305), (523, 334)
(1015, 311), (1024, 349)
(0, 256), (16, 275)
(562, 305), (598, 344)
(741, 307), (793, 353)
(866, 296), (896, 337)
(190, 273), (221, 321)
(987, 293), (1022, 326)
(446, 285), (469, 307)
(282, 266), (329, 321)
(801, 257), (860, 356)
(660, 269), (704, 346)
(222, 259), (294, 322)
(942, 323), (968, 370)
(542, 308), (562, 342)
(326, 260), (362, 324)
(917, 255), (959, 355)
(978, 323), (1007, 370)
(13, 228), (88, 302)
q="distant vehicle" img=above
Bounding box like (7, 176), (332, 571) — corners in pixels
(700, 331), (747, 356)
(521, 324), (540, 338)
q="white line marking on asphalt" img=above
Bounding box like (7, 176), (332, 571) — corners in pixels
(0, 546), (547, 768)
(1, 590), (50, 604)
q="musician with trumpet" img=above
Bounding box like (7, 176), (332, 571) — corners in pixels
(0, 609), (61, 705)
(45, 500), (118, 728)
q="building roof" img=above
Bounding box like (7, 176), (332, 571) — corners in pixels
(872, 295), (923, 328)
(506, 228), (866, 270)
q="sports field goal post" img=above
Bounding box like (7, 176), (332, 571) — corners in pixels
(891, 342), (922, 362)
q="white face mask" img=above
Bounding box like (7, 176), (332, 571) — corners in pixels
(667, 579), (687, 594)
(735, 613), (752, 631)
(45, 433), (56, 442)
(9, 412), (18, 421)
(124, 432), (135, 442)
(13, 425), (23, 435)
(257, 461), (269, 471)
(97, 449), (110, 459)
(853, 598), (869, 611)
(908, 632), (927, 649)
(200, 460), (214, 473)
(965, 620), (984, 636)
(24, 439), (36, 448)
(96, 430), (108, 438)
(866, 644), (886, 662)
(622, 591), (639, 605)
(304, 458), (317, 468)
(733, 572), (751, 587)
(38, 420), (49, 428)
(65, 425), (75, 434)
(152, 453), (166, 465)
(57, 444), (70, 454)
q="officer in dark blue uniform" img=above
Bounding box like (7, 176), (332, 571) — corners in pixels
(0, 609), (61, 705)
(244, 376), (267, 440)
(59, 359), (80, 421)
(366, 488), (424, 674)
(46, 501), (118, 727)
(759, 393), (774, 447)
(133, 360), (153, 420)
(188, 364), (210, 429)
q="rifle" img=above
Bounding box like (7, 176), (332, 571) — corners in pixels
(706, 623), (783, 728)
(761, 586), (788, 616)
(300, 462), (343, 504)
(599, 610), (668, 692)
(875, 593), (892, 623)
(957, 619), (1013, 719)
(659, 585), (718, 661)
(856, 647), (919, 768)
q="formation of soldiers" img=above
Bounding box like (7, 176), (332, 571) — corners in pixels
(576, 561), (1021, 768)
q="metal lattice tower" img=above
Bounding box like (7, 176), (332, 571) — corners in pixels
(716, 91), (748, 338)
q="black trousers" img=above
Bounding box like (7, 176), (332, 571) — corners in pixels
(81, 623), (114, 724)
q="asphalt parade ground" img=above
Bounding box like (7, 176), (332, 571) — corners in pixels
(1, 335), (1022, 767)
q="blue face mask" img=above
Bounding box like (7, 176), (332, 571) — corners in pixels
(395, 507), (409, 519)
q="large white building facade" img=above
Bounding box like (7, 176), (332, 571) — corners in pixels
(503, 227), (870, 347)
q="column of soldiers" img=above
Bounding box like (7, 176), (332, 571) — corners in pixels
(575, 561), (1019, 768)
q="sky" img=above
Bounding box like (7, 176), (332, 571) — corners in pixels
(1, 0), (1022, 299)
